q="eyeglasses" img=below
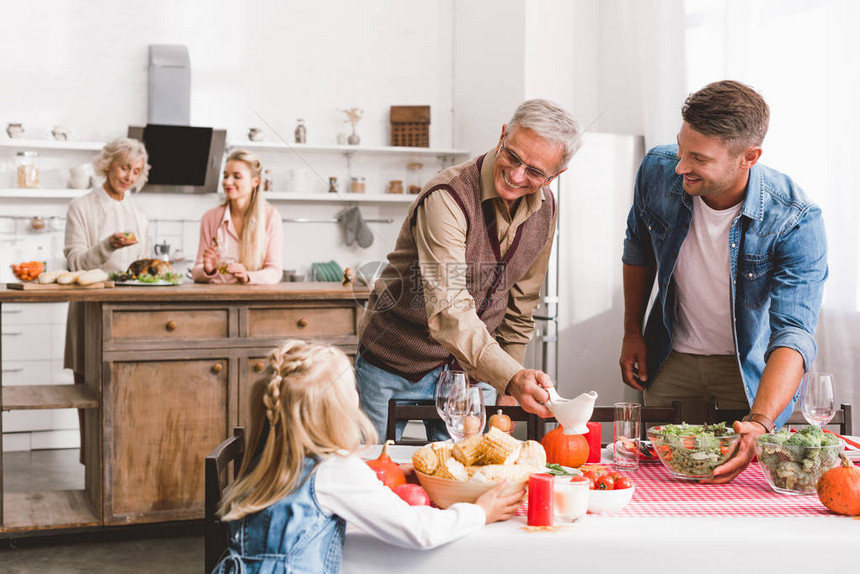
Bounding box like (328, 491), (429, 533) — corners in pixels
(499, 137), (557, 184)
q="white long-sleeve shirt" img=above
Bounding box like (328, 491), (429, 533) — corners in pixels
(315, 453), (486, 549)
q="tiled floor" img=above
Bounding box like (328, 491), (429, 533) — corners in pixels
(0, 449), (201, 573)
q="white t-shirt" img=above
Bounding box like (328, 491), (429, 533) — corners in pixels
(672, 196), (743, 356)
(315, 453), (486, 549)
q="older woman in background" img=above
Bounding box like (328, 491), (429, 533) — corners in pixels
(64, 137), (151, 462)
(192, 150), (283, 284)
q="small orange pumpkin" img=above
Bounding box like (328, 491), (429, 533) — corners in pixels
(366, 440), (406, 490)
(540, 426), (590, 468)
(488, 409), (515, 434)
(816, 453), (860, 516)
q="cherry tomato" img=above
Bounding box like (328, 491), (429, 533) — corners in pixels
(614, 475), (633, 489)
(596, 475), (615, 490)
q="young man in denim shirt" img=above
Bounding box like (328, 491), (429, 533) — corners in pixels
(620, 81), (828, 483)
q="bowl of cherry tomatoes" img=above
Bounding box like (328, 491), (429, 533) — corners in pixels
(580, 464), (635, 514)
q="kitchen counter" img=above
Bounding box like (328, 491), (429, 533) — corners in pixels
(0, 281), (370, 535)
(0, 281), (370, 303)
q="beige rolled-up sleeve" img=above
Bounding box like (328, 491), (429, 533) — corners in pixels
(495, 207), (557, 365)
(413, 191), (522, 394)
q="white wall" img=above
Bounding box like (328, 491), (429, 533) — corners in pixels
(0, 0), (459, 277)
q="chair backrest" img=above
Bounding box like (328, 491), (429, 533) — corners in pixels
(707, 403), (853, 435)
(386, 399), (540, 444)
(204, 427), (245, 574)
(536, 401), (682, 441)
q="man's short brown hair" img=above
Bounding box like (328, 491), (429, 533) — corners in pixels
(681, 80), (770, 155)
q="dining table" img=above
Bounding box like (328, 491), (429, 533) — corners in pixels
(343, 444), (860, 574)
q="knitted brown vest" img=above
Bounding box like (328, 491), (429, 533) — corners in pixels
(358, 154), (555, 381)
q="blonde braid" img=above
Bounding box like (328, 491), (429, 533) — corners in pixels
(264, 341), (331, 427)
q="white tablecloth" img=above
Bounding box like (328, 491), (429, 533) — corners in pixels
(345, 444), (860, 573)
(343, 514), (859, 573)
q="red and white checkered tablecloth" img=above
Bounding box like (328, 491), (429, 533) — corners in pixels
(611, 462), (832, 517)
(517, 462), (837, 518)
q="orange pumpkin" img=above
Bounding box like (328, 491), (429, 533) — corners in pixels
(540, 426), (590, 468)
(366, 440), (406, 490)
(816, 453), (860, 516)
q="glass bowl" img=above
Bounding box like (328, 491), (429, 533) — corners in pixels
(647, 424), (740, 480)
(755, 437), (842, 495)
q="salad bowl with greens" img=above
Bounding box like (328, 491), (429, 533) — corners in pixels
(647, 423), (740, 480)
(756, 425), (841, 495)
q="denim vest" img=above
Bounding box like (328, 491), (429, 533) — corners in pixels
(622, 145), (828, 428)
(213, 457), (345, 574)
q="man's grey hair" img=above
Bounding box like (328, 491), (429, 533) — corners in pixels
(93, 137), (151, 191)
(507, 99), (582, 168)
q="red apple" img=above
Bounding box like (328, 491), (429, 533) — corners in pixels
(393, 483), (431, 506)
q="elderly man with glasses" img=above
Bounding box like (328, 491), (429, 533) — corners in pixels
(356, 99), (582, 441)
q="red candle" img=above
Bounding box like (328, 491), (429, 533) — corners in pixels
(527, 473), (554, 526)
(585, 421), (602, 463)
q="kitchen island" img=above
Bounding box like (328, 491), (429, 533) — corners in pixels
(0, 282), (369, 535)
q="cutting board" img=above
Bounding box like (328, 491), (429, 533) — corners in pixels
(6, 281), (115, 290)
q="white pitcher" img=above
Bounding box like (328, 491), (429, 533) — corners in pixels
(545, 389), (598, 435)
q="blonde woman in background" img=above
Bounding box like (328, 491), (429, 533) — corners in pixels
(213, 340), (522, 572)
(64, 137), (151, 462)
(192, 150), (283, 284)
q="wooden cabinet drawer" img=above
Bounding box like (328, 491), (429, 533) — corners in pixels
(110, 309), (229, 341)
(248, 306), (356, 338)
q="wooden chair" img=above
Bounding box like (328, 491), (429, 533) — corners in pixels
(204, 427), (246, 574)
(535, 401), (683, 441)
(707, 403), (853, 435)
(385, 399), (540, 445)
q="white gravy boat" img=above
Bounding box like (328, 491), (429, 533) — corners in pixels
(546, 388), (598, 435)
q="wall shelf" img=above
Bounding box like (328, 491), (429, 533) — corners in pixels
(227, 140), (469, 158)
(0, 188), (90, 199)
(262, 192), (416, 204)
(0, 139), (105, 152)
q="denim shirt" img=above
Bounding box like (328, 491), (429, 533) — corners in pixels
(622, 145), (828, 428)
(213, 457), (345, 574)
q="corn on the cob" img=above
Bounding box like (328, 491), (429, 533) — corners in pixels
(431, 441), (453, 466)
(475, 464), (533, 483)
(515, 440), (547, 470)
(434, 458), (469, 481)
(412, 446), (438, 475)
(453, 435), (484, 466)
(481, 427), (522, 465)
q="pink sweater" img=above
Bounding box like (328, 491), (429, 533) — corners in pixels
(191, 203), (283, 284)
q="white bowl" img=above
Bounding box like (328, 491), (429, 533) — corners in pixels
(587, 483), (634, 514)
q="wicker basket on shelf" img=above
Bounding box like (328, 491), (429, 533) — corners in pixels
(390, 105), (430, 148)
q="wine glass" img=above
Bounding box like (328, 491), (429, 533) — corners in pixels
(801, 372), (835, 427)
(434, 370), (462, 423)
(445, 383), (485, 442)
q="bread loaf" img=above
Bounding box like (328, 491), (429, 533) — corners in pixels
(56, 271), (83, 285)
(77, 269), (109, 286)
(37, 271), (62, 284)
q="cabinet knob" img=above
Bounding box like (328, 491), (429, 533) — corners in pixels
(297, 317), (309, 328)
(166, 320), (177, 331)
(212, 363), (223, 373)
(254, 362), (265, 372)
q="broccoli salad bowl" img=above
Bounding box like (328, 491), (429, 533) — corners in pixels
(755, 426), (842, 495)
(647, 423), (740, 480)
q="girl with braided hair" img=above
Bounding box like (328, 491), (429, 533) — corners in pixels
(214, 340), (523, 573)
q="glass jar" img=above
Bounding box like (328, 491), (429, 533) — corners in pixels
(387, 180), (403, 194)
(407, 162), (423, 194)
(350, 176), (366, 194)
(16, 151), (39, 188)
(295, 119), (307, 144)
